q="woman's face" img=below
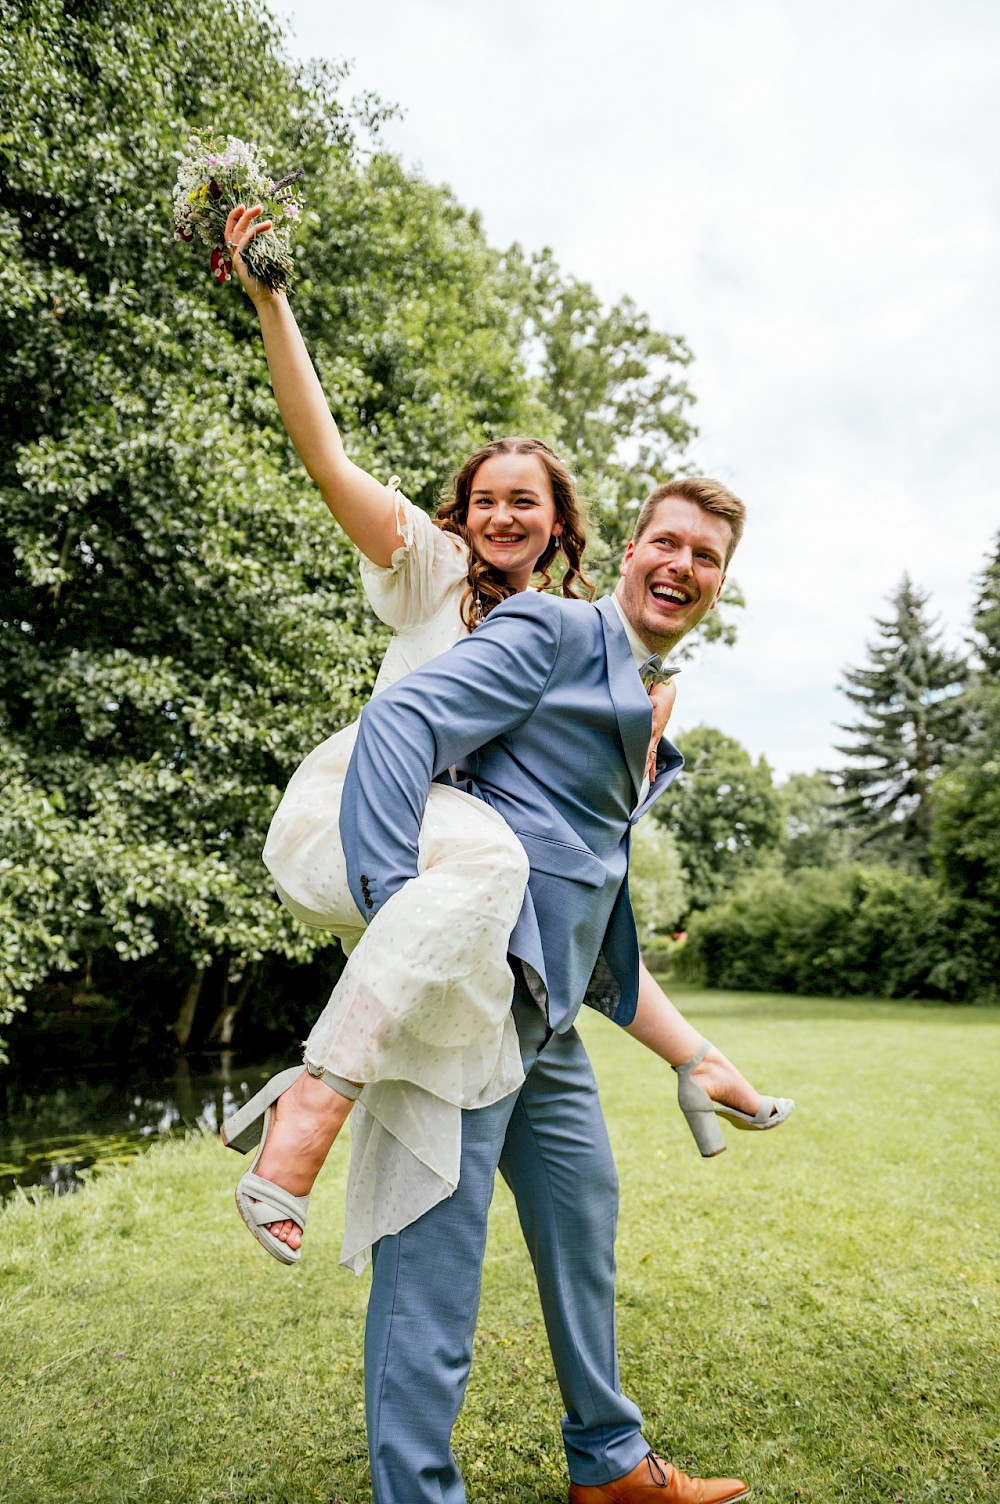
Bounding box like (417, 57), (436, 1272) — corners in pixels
(463, 452), (563, 592)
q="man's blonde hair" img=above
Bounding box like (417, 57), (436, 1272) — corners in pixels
(632, 477), (746, 566)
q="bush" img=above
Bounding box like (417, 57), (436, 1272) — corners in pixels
(685, 863), (975, 1000)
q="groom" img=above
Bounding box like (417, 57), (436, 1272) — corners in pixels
(340, 477), (750, 1504)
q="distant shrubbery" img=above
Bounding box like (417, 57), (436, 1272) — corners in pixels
(678, 863), (983, 1001)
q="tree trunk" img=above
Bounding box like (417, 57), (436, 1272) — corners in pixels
(205, 963), (260, 1046)
(172, 966), (205, 1049)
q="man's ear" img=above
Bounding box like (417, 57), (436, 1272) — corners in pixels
(620, 540), (635, 576)
(709, 572), (727, 610)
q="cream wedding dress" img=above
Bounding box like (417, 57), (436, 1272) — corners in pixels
(262, 484), (529, 1272)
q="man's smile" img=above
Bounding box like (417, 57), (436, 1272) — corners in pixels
(649, 581), (696, 608)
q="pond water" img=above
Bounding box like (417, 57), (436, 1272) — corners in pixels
(0, 1052), (294, 1199)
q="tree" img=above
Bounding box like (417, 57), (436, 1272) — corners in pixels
(628, 820), (687, 951)
(835, 575), (967, 872)
(931, 533), (1000, 998)
(0, 0), (553, 1055)
(498, 246), (745, 654)
(0, 0), (712, 1056)
(654, 726), (783, 915)
(778, 770), (857, 872)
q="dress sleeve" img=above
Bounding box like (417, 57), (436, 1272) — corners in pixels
(358, 478), (470, 630)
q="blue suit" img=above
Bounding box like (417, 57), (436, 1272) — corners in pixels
(340, 593), (683, 1503)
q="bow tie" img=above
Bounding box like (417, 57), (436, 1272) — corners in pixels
(639, 655), (681, 689)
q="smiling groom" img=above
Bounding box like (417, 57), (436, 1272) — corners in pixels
(340, 477), (750, 1504)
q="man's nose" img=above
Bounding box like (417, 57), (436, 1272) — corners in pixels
(668, 546), (694, 575)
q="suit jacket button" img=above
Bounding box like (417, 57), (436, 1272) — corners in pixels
(364, 896), (373, 909)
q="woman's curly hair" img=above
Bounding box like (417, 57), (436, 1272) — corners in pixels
(435, 437), (595, 630)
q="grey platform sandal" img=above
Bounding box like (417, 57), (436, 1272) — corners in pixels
(221, 1062), (361, 1265)
(673, 1039), (795, 1158)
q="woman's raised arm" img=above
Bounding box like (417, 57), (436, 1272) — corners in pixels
(226, 205), (404, 567)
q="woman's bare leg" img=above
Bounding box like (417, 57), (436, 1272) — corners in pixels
(625, 960), (763, 1118)
(251, 1072), (357, 1251)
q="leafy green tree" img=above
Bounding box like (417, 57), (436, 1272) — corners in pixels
(498, 246), (745, 653)
(778, 770), (857, 872)
(0, 0), (548, 1054)
(931, 533), (1000, 999)
(0, 0), (713, 1056)
(655, 726), (783, 915)
(628, 820), (687, 951)
(835, 575), (967, 872)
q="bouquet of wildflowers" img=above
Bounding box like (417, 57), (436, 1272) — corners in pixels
(173, 132), (304, 291)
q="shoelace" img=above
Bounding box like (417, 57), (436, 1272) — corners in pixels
(644, 1452), (669, 1486)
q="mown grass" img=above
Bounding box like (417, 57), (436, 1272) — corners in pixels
(1, 989), (997, 1504)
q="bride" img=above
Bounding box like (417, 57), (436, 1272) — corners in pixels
(217, 204), (793, 1272)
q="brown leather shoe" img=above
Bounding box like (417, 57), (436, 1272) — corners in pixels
(568, 1451), (750, 1504)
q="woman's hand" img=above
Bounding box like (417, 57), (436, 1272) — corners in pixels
(225, 204), (278, 306)
(645, 678), (677, 782)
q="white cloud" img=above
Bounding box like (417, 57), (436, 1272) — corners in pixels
(279, 0), (1000, 776)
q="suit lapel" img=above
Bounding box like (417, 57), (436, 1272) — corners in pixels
(595, 596), (652, 803)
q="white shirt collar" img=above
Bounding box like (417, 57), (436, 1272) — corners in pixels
(610, 591), (654, 670)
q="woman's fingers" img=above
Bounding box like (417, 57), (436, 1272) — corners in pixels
(647, 679), (677, 740)
(645, 679), (677, 783)
(223, 204), (277, 301)
(229, 205), (272, 254)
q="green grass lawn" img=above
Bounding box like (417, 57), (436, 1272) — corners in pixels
(2, 989), (997, 1504)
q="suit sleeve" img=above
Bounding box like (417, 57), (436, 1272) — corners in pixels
(340, 593), (562, 919)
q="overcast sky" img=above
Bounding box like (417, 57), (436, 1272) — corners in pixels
(280, 0), (999, 778)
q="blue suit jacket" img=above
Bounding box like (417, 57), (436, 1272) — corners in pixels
(339, 593), (683, 1031)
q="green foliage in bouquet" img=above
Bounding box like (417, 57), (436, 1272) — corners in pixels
(173, 131), (303, 290)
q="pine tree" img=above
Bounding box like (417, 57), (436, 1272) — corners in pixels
(835, 575), (967, 871)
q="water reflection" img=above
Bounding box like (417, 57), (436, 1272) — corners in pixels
(0, 1052), (293, 1198)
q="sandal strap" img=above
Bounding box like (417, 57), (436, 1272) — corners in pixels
(238, 1172), (310, 1231)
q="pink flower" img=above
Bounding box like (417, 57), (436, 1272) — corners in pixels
(283, 203), (300, 220)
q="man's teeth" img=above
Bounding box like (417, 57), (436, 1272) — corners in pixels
(651, 585), (690, 603)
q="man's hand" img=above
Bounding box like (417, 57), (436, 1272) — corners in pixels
(645, 678), (677, 782)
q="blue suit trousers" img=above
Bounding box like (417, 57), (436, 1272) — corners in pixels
(364, 985), (648, 1503)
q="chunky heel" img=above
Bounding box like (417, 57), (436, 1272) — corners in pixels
(673, 1041), (728, 1157)
(672, 1039), (795, 1158)
(220, 1065), (304, 1154)
(681, 1100), (728, 1157)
